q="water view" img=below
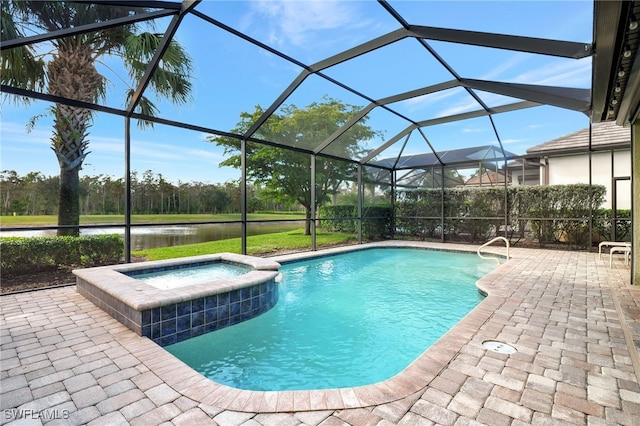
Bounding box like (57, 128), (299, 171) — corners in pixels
(0, 221), (304, 250)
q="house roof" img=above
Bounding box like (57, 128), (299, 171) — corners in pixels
(463, 170), (510, 186)
(526, 121), (631, 155)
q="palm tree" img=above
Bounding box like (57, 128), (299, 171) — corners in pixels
(1, 1), (193, 235)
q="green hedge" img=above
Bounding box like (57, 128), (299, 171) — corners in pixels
(319, 185), (611, 247)
(362, 205), (393, 240)
(318, 204), (392, 240)
(593, 209), (632, 241)
(519, 184), (606, 247)
(395, 184), (608, 247)
(318, 205), (357, 233)
(396, 187), (506, 242)
(1, 234), (124, 276)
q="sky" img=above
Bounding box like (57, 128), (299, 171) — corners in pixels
(0, 0), (595, 184)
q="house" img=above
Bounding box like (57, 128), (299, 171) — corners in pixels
(463, 170), (510, 187)
(516, 122), (631, 209)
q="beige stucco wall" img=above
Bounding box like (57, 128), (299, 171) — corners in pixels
(510, 168), (539, 187)
(544, 150), (631, 209)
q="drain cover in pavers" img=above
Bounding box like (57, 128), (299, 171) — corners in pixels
(482, 340), (517, 354)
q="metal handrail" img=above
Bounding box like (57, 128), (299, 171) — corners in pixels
(477, 236), (510, 264)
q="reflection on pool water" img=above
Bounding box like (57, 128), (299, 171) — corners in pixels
(165, 247), (496, 391)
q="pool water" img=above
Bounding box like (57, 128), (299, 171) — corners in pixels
(129, 262), (250, 290)
(165, 248), (495, 390)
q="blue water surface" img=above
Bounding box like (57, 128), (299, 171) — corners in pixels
(130, 262), (249, 290)
(165, 248), (495, 390)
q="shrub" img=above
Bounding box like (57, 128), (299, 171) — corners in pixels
(395, 189), (442, 239)
(395, 184), (607, 247)
(593, 209), (632, 241)
(318, 204), (392, 240)
(520, 184), (605, 248)
(318, 205), (357, 232)
(362, 205), (392, 240)
(1, 234), (123, 276)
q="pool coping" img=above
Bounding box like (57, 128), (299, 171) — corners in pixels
(123, 240), (512, 412)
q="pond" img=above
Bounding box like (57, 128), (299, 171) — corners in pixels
(0, 221), (305, 250)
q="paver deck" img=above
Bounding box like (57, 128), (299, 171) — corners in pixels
(1, 242), (638, 425)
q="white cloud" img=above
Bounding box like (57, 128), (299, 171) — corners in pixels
(436, 99), (479, 118)
(1, 122), (226, 179)
(242, 0), (387, 62)
(426, 57), (590, 121)
(480, 52), (591, 88)
(1, 121), (52, 146)
(500, 138), (527, 145)
(250, 0), (358, 47)
(401, 88), (465, 113)
(481, 53), (529, 81)
(513, 58), (591, 87)
(462, 127), (489, 133)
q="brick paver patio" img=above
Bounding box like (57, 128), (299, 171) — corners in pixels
(1, 242), (638, 425)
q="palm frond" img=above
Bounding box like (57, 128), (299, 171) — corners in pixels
(26, 110), (53, 132)
(0, 2), (47, 104)
(125, 89), (160, 129)
(123, 32), (193, 109)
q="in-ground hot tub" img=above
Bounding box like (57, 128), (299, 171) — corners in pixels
(74, 253), (280, 346)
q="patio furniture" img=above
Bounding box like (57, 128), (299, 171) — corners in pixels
(598, 241), (631, 259)
(609, 244), (632, 268)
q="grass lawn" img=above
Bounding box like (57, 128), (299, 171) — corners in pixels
(133, 229), (357, 260)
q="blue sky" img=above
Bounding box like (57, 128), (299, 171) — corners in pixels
(1, 0), (594, 184)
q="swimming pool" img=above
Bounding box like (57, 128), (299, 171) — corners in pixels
(165, 247), (496, 390)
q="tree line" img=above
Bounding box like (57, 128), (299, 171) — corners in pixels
(1, 169), (299, 217)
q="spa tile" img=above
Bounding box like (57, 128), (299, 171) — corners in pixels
(176, 301), (191, 317)
(192, 298), (204, 313)
(205, 295), (218, 310)
(161, 305), (176, 321)
(160, 319), (177, 337)
(191, 310), (204, 328)
(176, 315), (190, 332)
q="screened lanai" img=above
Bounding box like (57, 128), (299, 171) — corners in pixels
(1, 1), (639, 281)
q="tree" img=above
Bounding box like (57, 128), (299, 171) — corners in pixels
(1, 1), (192, 235)
(209, 97), (381, 234)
